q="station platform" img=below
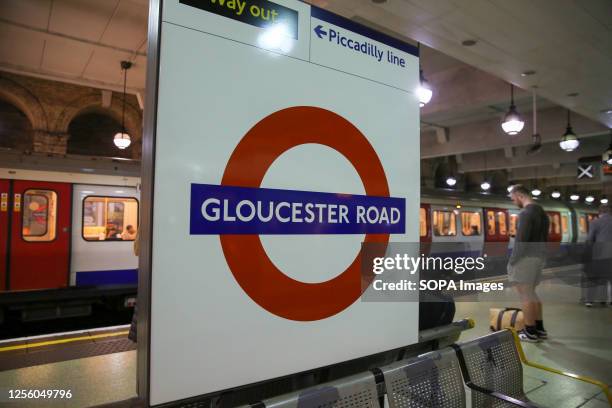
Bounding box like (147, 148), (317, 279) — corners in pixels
(0, 283), (609, 407)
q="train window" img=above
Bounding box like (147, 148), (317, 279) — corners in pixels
(83, 196), (139, 241)
(433, 210), (456, 236)
(419, 207), (427, 237)
(22, 190), (57, 242)
(461, 212), (481, 236)
(497, 212), (507, 236)
(486, 211), (496, 235)
(579, 215), (587, 234)
(550, 214), (561, 235)
(509, 214), (518, 237)
(561, 215), (569, 234)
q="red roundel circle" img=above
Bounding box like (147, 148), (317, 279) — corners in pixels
(221, 106), (390, 321)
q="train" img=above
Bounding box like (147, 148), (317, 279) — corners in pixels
(0, 167), (600, 324)
(0, 167), (140, 324)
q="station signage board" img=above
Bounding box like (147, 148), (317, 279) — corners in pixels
(146, 0), (420, 404)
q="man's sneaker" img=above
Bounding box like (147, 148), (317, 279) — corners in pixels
(518, 329), (539, 342)
(536, 329), (548, 339)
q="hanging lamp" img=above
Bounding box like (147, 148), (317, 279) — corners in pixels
(114, 61), (132, 150)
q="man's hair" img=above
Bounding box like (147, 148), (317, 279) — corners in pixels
(599, 204), (611, 214)
(126, 224), (134, 229)
(509, 184), (530, 196)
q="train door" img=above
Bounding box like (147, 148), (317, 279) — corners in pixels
(0, 179), (9, 290)
(576, 212), (589, 242)
(8, 180), (72, 290)
(484, 207), (510, 258)
(546, 212), (562, 242)
(419, 204), (431, 256)
(508, 209), (520, 249)
(560, 212), (572, 243)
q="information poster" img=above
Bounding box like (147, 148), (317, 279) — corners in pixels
(149, 0), (420, 403)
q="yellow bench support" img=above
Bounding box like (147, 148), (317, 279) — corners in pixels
(509, 328), (612, 407)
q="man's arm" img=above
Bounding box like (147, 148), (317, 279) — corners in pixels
(509, 209), (533, 265)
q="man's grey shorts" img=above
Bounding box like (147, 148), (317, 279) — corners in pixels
(508, 257), (545, 285)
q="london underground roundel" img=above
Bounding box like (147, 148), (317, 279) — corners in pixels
(219, 106), (392, 321)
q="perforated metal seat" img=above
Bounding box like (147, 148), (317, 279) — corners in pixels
(258, 371), (380, 408)
(381, 348), (466, 408)
(455, 330), (531, 408)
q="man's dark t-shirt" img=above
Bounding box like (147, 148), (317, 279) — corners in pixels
(509, 203), (549, 265)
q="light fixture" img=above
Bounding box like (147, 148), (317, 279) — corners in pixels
(551, 191), (561, 199)
(585, 195), (595, 203)
(114, 61), (132, 150)
(258, 23), (293, 53)
(570, 194), (580, 201)
(416, 43), (433, 107)
(531, 188), (542, 197)
(601, 197), (609, 204)
(559, 109), (579, 152)
(446, 176), (457, 187)
(603, 132), (612, 165)
(501, 84), (525, 135)
(481, 181), (491, 191)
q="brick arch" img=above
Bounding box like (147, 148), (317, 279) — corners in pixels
(0, 75), (48, 132)
(56, 92), (142, 158)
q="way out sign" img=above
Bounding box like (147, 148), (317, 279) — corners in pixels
(144, 0), (420, 404)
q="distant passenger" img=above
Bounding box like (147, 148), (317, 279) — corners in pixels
(584, 204), (612, 307)
(508, 185), (549, 342)
(105, 226), (119, 240)
(121, 225), (137, 240)
(471, 225), (480, 235)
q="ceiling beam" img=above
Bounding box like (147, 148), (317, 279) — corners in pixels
(422, 106), (608, 159)
(458, 137), (609, 173)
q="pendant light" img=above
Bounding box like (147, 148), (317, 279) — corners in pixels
(416, 43), (433, 107)
(526, 88), (542, 155)
(531, 167), (541, 197)
(603, 131), (612, 165)
(114, 61), (132, 150)
(501, 84), (525, 135)
(481, 152), (491, 191)
(551, 191), (561, 199)
(559, 109), (579, 152)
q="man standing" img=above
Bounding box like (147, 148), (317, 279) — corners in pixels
(585, 204), (612, 307)
(508, 185), (549, 342)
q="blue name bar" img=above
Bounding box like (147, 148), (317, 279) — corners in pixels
(189, 184), (405, 235)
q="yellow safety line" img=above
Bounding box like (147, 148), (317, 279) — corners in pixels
(0, 330), (129, 352)
(509, 328), (612, 407)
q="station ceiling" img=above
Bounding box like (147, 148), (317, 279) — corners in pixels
(0, 0), (611, 194)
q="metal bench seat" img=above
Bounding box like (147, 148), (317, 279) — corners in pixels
(381, 347), (466, 408)
(453, 330), (530, 408)
(252, 371), (380, 408)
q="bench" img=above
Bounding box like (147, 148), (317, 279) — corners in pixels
(381, 347), (465, 408)
(240, 329), (611, 408)
(246, 371), (380, 408)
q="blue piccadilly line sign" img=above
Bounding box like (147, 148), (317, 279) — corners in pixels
(189, 183), (405, 235)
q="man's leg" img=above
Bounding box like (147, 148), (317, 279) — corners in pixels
(514, 283), (537, 325)
(514, 283), (540, 341)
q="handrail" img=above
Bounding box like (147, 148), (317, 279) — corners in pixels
(508, 328), (612, 407)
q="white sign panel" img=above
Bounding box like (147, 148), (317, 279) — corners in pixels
(149, 0), (420, 404)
